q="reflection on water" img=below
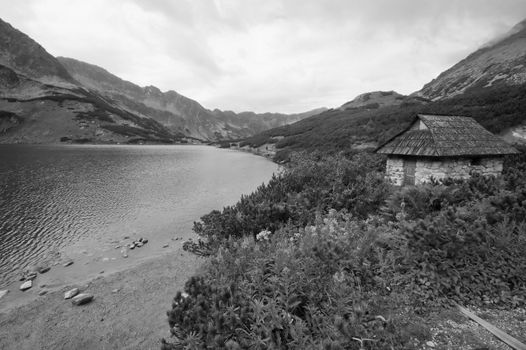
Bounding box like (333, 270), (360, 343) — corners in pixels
(0, 144), (277, 286)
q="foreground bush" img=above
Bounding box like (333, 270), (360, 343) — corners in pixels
(185, 152), (390, 255)
(164, 211), (429, 349)
(165, 151), (526, 349)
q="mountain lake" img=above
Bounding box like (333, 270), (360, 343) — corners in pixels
(0, 144), (278, 288)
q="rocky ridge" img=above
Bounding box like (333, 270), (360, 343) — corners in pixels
(0, 18), (318, 143)
(57, 57), (324, 140)
(415, 19), (526, 101)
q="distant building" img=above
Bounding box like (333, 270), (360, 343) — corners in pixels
(376, 114), (519, 186)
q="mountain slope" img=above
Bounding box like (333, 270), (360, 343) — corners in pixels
(239, 18), (526, 160)
(0, 18), (317, 143)
(57, 57), (323, 141)
(0, 19), (74, 86)
(240, 84), (526, 161)
(57, 57), (226, 140)
(339, 91), (427, 110)
(0, 18), (180, 144)
(416, 19), (526, 100)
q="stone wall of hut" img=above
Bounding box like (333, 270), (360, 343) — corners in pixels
(385, 156), (504, 186)
(385, 157), (405, 185)
(414, 157), (503, 184)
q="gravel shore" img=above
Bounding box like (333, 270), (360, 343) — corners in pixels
(0, 246), (201, 350)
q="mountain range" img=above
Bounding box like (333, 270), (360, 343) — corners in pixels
(0, 18), (323, 144)
(239, 18), (526, 160)
(2, 16), (526, 150)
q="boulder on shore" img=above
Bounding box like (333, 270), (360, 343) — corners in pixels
(20, 280), (32, 291)
(71, 293), (94, 306)
(64, 288), (79, 299)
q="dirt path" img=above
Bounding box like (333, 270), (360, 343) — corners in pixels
(0, 247), (202, 350)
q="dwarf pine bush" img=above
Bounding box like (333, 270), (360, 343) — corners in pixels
(165, 150), (526, 349)
(185, 152), (390, 255)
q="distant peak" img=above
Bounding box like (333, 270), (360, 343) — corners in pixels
(144, 85), (160, 92)
(340, 91), (406, 110)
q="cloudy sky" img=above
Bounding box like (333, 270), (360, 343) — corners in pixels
(2, 0), (526, 113)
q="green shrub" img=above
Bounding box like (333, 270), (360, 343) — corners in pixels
(166, 152), (526, 349)
(186, 153), (390, 255)
(164, 211), (423, 349)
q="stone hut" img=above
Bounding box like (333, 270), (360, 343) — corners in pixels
(376, 114), (519, 186)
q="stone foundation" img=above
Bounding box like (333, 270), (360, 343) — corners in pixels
(385, 156), (504, 186)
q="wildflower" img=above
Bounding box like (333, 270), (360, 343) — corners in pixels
(256, 229), (271, 241)
(333, 271), (345, 283)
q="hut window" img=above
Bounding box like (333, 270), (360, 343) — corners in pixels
(471, 158), (482, 166)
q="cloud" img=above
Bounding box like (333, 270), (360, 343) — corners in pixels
(1, 0), (526, 113)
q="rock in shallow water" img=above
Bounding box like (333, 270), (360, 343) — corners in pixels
(0, 290), (9, 299)
(38, 290), (48, 296)
(64, 288), (79, 299)
(26, 272), (37, 280)
(63, 260), (74, 267)
(20, 280), (32, 291)
(71, 293), (94, 306)
(37, 266), (50, 274)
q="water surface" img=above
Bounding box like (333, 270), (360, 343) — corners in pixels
(0, 144), (277, 286)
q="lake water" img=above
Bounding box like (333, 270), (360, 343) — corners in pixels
(0, 144), (277, 287)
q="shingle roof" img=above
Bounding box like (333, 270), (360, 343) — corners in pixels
(376, 114), (519, 157)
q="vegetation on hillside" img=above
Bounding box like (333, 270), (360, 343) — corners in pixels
(5, 88), (182, 142)
(162, 150), (526, 349)
(239, 84), (526, 161)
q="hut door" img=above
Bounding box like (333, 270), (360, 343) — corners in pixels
(403, 159), (416, 185)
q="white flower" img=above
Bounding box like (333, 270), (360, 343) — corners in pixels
(256, 229), (271, 241)
(333, 271), (346, 283)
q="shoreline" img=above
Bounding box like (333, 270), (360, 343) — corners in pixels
(0, 140), (283, 165)
(0, 235), (187, 314)
(0, 143), (278, 349)
(0, 243), (203, 349)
